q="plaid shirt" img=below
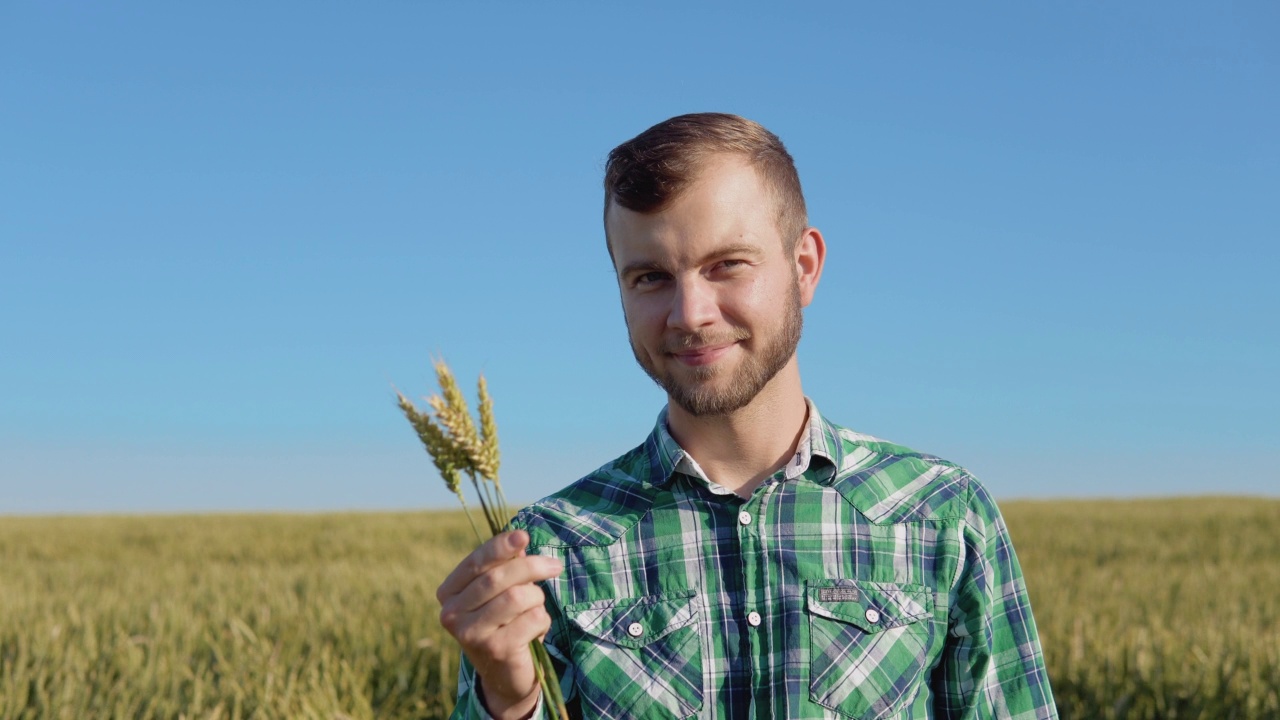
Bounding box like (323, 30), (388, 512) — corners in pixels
(453, 400), (1057, 719)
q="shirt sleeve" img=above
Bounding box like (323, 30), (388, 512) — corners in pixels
(932, 477), (1058, 719)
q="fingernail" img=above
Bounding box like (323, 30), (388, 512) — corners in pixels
(508, 530), (527, 549)
(539, 556), (563, 573)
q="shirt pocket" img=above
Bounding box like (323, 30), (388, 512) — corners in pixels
(564, 589), (703, 720)
(805, 579), (935, 720)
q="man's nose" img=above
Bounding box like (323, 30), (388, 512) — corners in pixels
(668, 277), (717, 331)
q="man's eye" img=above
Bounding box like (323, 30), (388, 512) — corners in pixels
(635, 272), (669, 286)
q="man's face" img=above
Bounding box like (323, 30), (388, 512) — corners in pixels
(606, 156), (807, 417)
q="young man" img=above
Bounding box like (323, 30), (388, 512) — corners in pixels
(437, 113), (1058, 719)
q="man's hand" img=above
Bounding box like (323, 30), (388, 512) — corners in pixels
(437, 530), (563, 720)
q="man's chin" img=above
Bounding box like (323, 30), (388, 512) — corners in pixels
(661, 366), (727, 397)
(668, 391), (750, 418)
(661, 377), (746, 417)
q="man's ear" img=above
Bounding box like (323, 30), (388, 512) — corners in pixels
(793, 227), (826, 307)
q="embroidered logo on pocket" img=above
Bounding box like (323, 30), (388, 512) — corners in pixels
(819, 588), (861, 602)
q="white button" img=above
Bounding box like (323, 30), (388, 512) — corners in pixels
(738, 511), (752, 525)
(627, 622), (644, 637)
(865, 608), (881, 624)
(747, 611), (762, 627)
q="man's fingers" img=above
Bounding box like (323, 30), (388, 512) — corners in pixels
(475, 582), (547, 629)
(450, 554), (563, 614)
(437, 530), (529, 600)
(454, 582), (547, 646)
(450, 586), (550, 653)
(491, 603), (554, 655)
(460, 604), (553, 717)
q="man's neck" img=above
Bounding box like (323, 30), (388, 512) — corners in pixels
(665, 368), (809, 499)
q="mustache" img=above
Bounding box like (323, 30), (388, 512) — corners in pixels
(662, 328), (751, 354)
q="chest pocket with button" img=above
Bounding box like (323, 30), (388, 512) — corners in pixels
(564, 589), (702, 719)
(805, 579), (936, 719)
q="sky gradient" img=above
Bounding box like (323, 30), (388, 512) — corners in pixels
(2, 2), (1277, 514)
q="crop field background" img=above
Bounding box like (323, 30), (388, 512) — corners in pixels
(1, 498), (1277, 719)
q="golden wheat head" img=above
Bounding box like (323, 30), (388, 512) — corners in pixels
(397, 392), (466, 500)
(477, 374), (500, 481)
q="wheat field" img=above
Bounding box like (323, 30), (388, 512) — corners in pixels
(1, 498), (1277, 719)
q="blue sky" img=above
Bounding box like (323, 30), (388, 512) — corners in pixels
(2, 2), (1276, 514)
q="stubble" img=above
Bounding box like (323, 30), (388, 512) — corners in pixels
(630, 282), (803, 417)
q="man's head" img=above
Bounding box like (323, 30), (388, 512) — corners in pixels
(603, 113), (808, 258)
(603, 114), (824, 418)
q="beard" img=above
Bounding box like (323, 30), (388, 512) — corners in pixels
(630, 283), (803, 417)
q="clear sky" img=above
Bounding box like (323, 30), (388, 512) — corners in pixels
(2, 2), (1277, 514)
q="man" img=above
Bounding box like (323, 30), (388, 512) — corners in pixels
(437, 113), (1058, 719)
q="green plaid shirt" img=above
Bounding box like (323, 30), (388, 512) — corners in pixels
(453, 400), (1057, 719)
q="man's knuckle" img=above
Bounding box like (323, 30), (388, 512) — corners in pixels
(533, 608), (552, 631)
(500, 584), (531, 608)
(474, 571), (501, 597)
(438, 608), (459, 634)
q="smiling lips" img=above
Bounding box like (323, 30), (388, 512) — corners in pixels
(671, 343), (736, 366)
(664, 329), (751, 367)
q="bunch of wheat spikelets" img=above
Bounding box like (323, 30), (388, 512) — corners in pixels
(396, 359), (571, 718)
(397, 359), (507, 535)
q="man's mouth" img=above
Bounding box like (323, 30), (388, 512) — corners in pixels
(663, 329), (750, 366)
(669, 342), (737, 366)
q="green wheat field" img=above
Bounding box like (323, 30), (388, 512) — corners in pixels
(2, 498), (1277, 719)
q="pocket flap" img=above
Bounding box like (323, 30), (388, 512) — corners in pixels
(565, 590), (699, 649)
(805, 579), (931, 633)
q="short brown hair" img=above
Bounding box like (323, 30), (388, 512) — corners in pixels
(603, 112), (808, 250)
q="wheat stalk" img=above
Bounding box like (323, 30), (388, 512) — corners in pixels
(396, 359), (570, 719)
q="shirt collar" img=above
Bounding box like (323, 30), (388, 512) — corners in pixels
(645, 397), (843, 491)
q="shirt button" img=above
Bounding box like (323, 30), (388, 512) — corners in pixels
(627, 622), (644, 637)
(865, 608), (881, 624)
(747, 611), (762, 627)
(738, 511), (752, 525)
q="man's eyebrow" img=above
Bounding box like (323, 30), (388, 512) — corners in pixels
(619, 244), (765, 280)
(619, 259), (668, 279)
(697, 244), (764, 264)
